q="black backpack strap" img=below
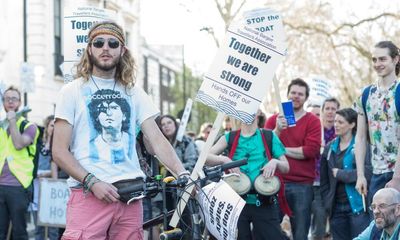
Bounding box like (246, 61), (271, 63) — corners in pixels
(19, 119), (28, 133)
(260, 128), (273, 157)
(19, 120), (33, 157)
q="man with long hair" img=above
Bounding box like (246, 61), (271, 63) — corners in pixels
(53, 21), (187, 240)
(355, 41), (400, 210)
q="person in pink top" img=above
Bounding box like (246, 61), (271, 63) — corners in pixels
(265, 78), (321, 240)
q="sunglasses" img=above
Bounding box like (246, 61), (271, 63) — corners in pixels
(91, 37), (120, 49)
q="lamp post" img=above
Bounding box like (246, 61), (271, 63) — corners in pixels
(23, 0), (28, 107)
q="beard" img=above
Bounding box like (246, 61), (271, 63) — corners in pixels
(375, 212), (397, 230)
(90, 53), (121, 72)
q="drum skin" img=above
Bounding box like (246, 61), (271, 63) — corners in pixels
(223, 173), (251, 195)
(254, 175), (280, 196)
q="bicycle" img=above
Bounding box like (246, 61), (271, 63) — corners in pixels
(117, 158), (248, 240)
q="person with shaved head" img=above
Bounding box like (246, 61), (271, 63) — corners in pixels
(355, 188), (400, 240)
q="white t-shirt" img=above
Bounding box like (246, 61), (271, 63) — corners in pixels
(55, 76), (159, 187)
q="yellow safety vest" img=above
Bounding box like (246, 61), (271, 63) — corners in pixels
(0, 117), (39, 188)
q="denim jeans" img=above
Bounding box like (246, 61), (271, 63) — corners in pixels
(330, 202), (370, 240)
(368, 172), (393, 219)
(0, 185), (30, 240)
(311, 186), (327, 238)
(284, 183), (313, 240)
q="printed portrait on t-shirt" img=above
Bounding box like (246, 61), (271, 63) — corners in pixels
(87, 89), (134, 164)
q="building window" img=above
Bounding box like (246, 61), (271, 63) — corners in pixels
(54, 0), (63, 76)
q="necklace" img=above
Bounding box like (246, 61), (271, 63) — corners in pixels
(91, 75), (117, 91)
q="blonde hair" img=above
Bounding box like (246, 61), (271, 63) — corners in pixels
(75, 21), (137, 88)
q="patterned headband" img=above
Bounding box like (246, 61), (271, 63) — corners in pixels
(89, 23), (125, 45)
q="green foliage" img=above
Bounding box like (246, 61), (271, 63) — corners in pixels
(171, 66), (217, 133)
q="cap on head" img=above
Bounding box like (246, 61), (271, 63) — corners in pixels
(89, 21), (125, 45)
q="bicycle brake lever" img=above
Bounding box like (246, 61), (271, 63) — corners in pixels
(222, 173), (240, 178)
(127, 194), (145, 205)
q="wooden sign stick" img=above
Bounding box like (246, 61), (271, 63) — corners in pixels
(273, 75), (283, 114)
(169, 112), (225, 227)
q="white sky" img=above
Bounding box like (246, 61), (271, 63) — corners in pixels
(140, 0), (398, 74)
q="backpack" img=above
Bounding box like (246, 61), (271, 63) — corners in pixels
(361, 83), (400, 121)
(19, 120), (42, 179)
(226, 128), (292, 216)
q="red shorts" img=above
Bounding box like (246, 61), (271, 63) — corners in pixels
(62, 188), (143, 240)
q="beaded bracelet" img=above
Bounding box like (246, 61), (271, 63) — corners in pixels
(83, 173), (95, 194)
(82, 173), (91, 184)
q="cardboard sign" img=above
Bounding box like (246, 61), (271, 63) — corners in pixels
(63, 6), (116, 82)
(198, 181), (246, 240)
(242, 8), (287, 53)
(308, 76), (334, 106)
(196, 20), (286, 124)
(175, 98), (193, 142)
(171, 8), (287, 227)
(37, 179), (70, 227)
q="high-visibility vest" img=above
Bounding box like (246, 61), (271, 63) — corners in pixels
(0, 117), (39, 188)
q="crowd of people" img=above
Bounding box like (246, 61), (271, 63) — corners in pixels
(1, 20), (400, 240)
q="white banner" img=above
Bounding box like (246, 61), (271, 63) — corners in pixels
(63, 6), (116, 82)
(198, 181), (246, 240)
(37, 179), (70, 227)
(196, 15), (286, 124)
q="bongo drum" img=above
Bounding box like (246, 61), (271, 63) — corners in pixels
(254, 175), (280, 196)
(223, 173), (251, 196)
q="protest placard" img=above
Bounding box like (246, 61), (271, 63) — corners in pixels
(175, 98), (193, 142)
(243, 8), (287, 53)
(171, 8), (287, 229)
(198, 181), (246, 240)
(196, 20), (286, 124)
(63, 6), (115, 82)
(37, 179), (70, 228)
(307, 76), (334, 106)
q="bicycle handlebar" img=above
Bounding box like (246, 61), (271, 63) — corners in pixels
(116, 158), (248, 199)
(117, 182), (145, 195)
(221, 158), (248, 171)
(201, 158), (248, 183)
